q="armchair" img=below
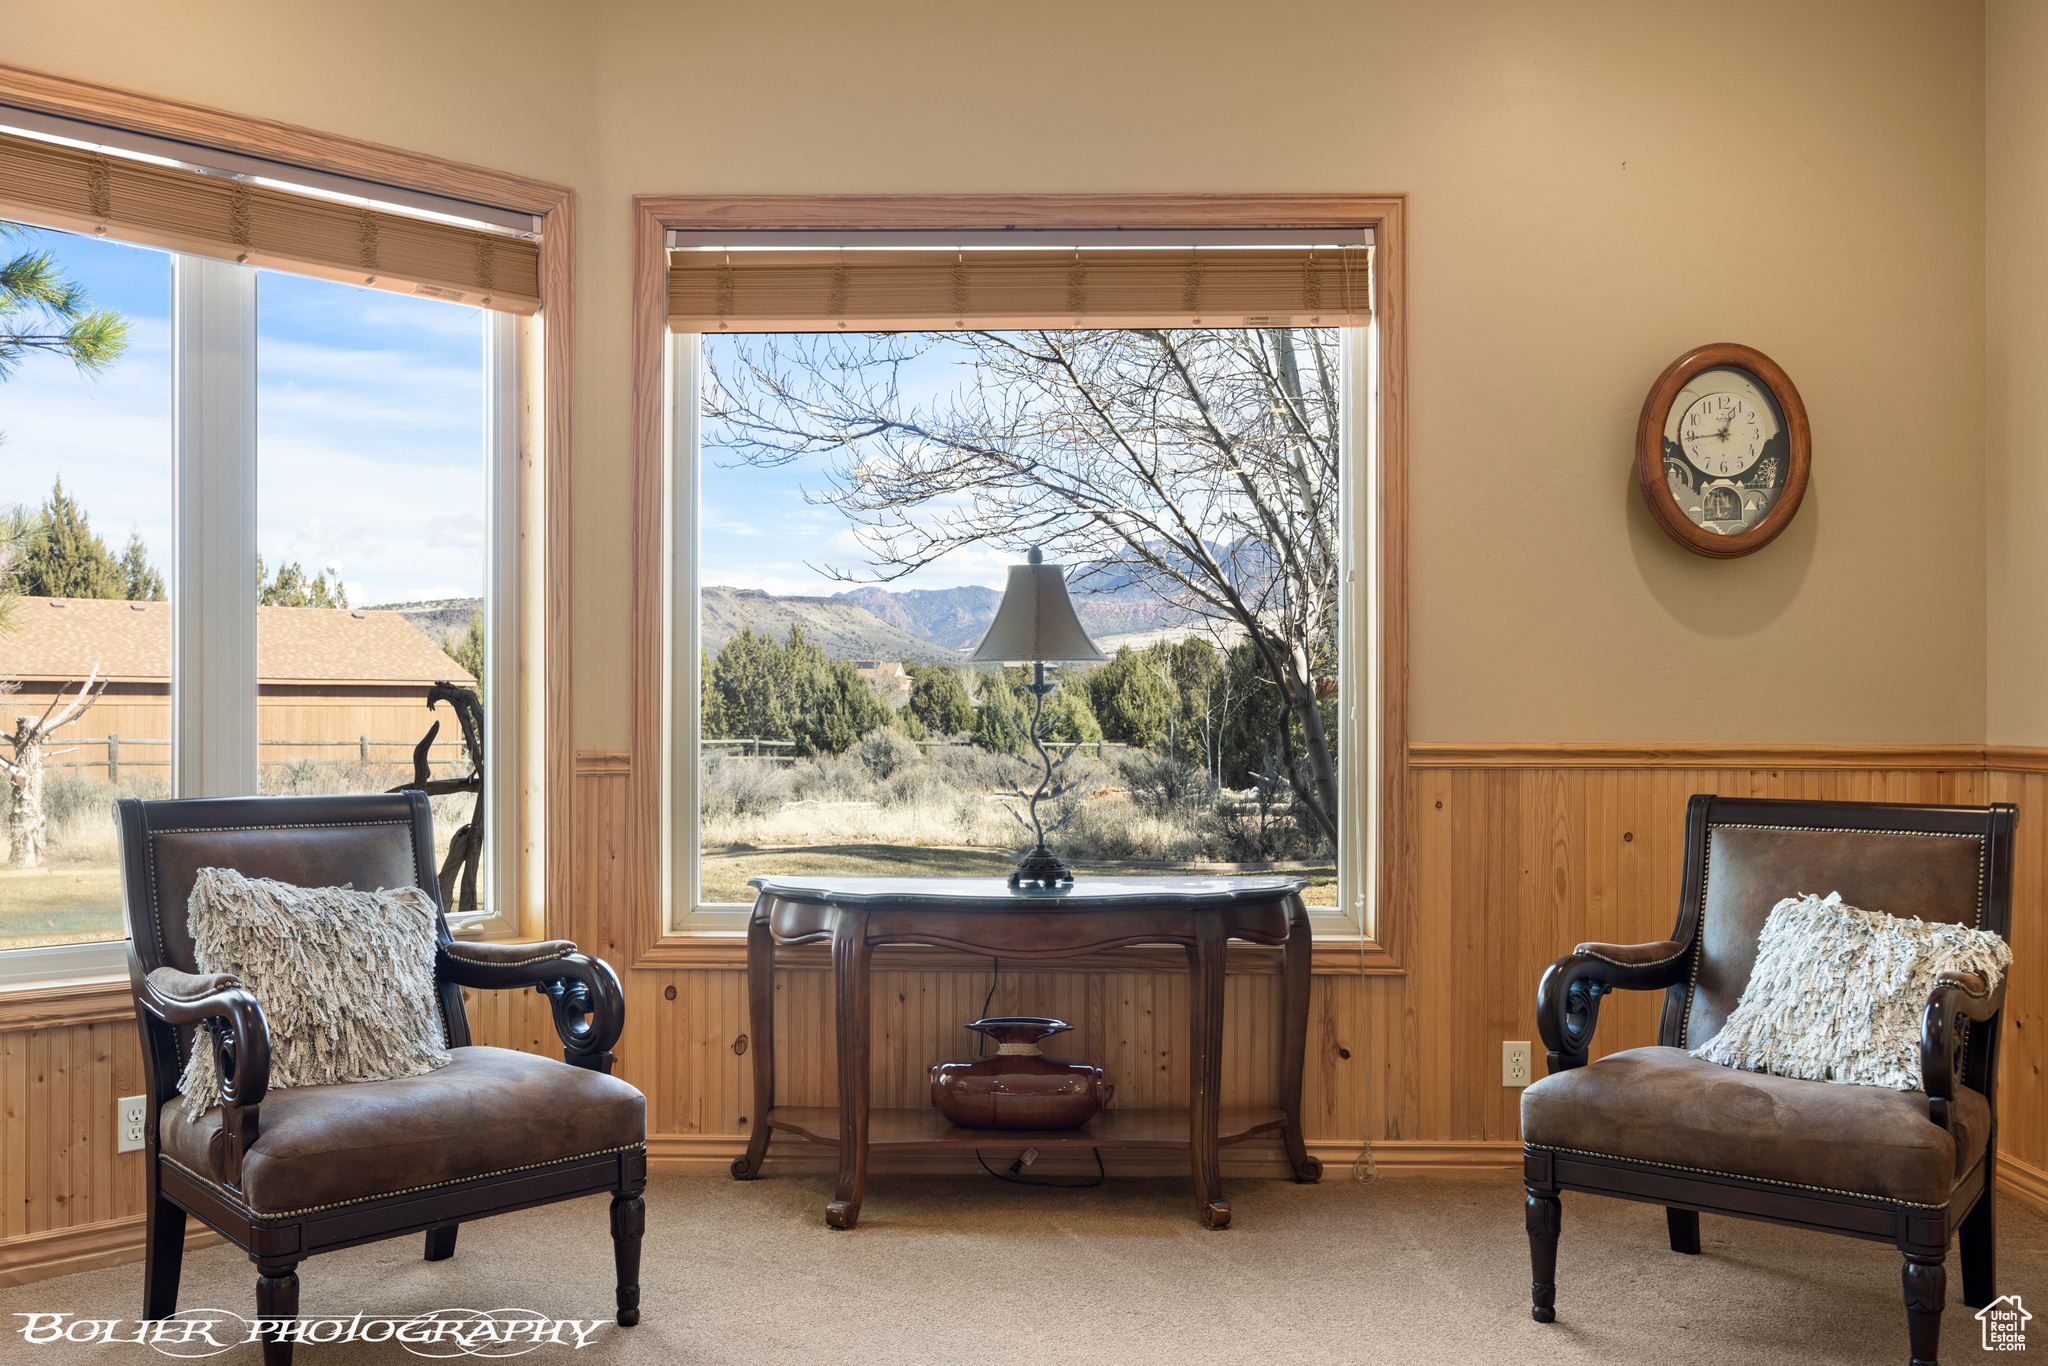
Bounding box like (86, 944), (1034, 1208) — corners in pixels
(118, 793), (646, 1366)
(1522, 795), (2016, 1366)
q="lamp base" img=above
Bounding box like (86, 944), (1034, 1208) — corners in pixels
(1008, 845), (1073, 889)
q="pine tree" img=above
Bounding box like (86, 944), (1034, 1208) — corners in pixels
(0, 225), (131, 381)
(448, 611), (485, 683)
(15, 477), (122, 599)
(905, 662), (976, 736)
(257, 554), (349, 608)
(121, 532), (165, 601)
(1087, 645), (1174, 750)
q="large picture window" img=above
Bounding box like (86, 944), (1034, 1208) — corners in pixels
(0, 112), (536, 980)
(666, 240), (1376, 936)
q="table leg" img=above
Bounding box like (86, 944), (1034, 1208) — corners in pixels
(732, 908), (776, 1180)
(1187, 912), (1230, 1229)
(1279, 893), (1323, 1183)
(826, 907), (871, 1229)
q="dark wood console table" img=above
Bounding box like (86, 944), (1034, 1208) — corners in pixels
(729, 874), (1321, 1229)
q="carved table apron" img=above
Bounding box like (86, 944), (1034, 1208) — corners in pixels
(730, 875), (1321, 1229)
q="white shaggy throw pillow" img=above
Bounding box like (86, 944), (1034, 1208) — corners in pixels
(1690, 891), (2011, 1092)
(178, 867), (452, 1118)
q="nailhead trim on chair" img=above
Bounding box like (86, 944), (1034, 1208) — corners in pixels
(1573, 945), (1689, 969)
(442, 945), (575, 967)
(1678, 822), (1989, 1048)
(1525, 1142), (1957, 1209)
(162, 1142), (646, 1221)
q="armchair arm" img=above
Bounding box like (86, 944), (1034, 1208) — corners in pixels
(1536, 939), (1692, 1075)
(1922, 970), (2007, 1130)
(438, 942), (626, 1073)
(138, 966), (272, 1188)
(139, 967), (272, 1110)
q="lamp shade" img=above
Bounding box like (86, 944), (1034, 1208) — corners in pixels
(969, 556), (1109, 664)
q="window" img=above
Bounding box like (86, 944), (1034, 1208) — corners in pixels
(665, 238), (1376, 938)
(0, 114), (537, 981)
(256, 270), (512, 918)
(0, 225), (171, 956)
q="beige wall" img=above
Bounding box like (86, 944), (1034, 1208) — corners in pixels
(1988, 0), (2048, 746)
(3, 0), (1990, 747)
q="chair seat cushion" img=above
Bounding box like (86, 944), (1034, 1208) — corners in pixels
(1521, 1046), (1987, 1206)
(160, 1045), (646, 1216)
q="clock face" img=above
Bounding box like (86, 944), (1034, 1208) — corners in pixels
(1660, 366), (1788, 537)
(1680, 393), (1764, 477)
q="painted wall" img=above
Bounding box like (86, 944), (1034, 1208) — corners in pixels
(1, 0), (1990, 747)
(1987, 0), (2048, 746)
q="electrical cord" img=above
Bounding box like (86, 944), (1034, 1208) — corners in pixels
(976, 955), (999, 1055)
(975, 1146), (1106, 1188)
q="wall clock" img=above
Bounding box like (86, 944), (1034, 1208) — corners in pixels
(1635, 342), (1810, 558)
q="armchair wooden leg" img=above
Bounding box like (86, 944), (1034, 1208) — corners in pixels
(142, 1194), (186, 1320)
(610, 1193), (645, 1327)
(1903, 1254), (1945, 1366)
(423, 1224), (458, 1261)
(1960, 1188), (1995, 1309)
(255, 1261), (300, 1366)
(1526, 1190), (1560, 1323)
(1665, 1207), (1700, 1255)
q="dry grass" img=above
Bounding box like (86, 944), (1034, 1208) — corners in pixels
(698, 736), (1338, 903)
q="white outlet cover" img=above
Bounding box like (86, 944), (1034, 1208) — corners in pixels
(1502, 1041), (1533, 1089)
(118, 1095), (147, 1153)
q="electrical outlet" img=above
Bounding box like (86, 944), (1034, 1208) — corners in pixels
(118, 1095), (146, 1153)
(1503, 1041), (1532, 1088)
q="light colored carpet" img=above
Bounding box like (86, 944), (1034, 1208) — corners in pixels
(4, 1172), (2042, 1364)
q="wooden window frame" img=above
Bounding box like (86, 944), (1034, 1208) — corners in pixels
(628, 194), (1410, 975)
(0, 61), (576, 973)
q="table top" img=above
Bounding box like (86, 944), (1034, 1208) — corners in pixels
(747, 873), (1308, 910)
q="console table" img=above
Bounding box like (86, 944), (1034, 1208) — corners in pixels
(729, 875), (1321, 1229)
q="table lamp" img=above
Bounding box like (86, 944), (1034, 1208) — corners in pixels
(970, 548), (1108, 888)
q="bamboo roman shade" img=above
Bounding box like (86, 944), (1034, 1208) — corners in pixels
(667, 246), (1370, 332)
(0, 129), (539, 314)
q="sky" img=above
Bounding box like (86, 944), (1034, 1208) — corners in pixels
(1, 223), (486, 610)
(2, 223), (999, 611)
(698, 334), (1025, 597)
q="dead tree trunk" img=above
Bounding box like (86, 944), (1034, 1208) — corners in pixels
(1, 666), (108, 869)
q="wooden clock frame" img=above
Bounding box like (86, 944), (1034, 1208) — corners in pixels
(1635, 341), (1810, 558)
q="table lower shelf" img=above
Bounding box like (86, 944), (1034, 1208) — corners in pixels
(766, 1105), (1287, 1151)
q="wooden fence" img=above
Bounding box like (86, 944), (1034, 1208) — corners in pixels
(50, 736), (471, 783)
(701, 737), (1131, 767)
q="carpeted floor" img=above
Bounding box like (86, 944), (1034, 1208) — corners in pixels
(4, 1172), (2041, 1364)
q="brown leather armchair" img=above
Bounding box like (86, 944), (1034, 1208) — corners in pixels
(1521, 795), (2015, 1366)
(117, 792), (647, 1366)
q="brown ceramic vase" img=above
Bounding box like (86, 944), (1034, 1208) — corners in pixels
(929, 1017), (1113, 1130)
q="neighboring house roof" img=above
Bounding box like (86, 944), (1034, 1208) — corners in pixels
(1, 596), (474, 687)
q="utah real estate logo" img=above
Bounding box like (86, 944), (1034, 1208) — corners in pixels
(1979, 1294), (2032, 1353)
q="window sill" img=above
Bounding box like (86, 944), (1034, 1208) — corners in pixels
(0, 938), (130, 989)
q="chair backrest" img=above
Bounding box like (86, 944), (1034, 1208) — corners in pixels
(115, 791), (468, 1058)
(1663, 795), (2016, 1058)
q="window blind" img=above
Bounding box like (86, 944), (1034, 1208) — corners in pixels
(0, 129), (540, 314)
(667, 246), (1370, 333)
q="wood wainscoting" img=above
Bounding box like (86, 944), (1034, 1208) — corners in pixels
(5, 741), (2044, 1285)
(551, 745), (2048, 1207)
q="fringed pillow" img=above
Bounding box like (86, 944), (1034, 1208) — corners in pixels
(1690, 891), (2011, 1091)
(178, 867), (451, 1118)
